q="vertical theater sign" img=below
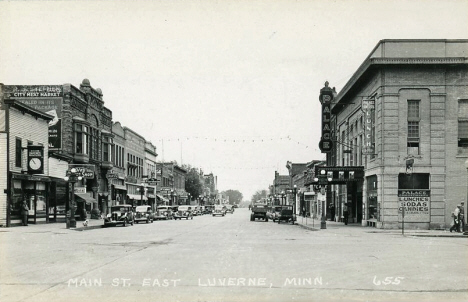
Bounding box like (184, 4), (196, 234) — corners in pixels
(318, 81), (334, 153)
(4, 85), (63, 149)
(361, 98), (375, 155)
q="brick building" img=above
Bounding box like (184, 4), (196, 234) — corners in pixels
(2, 79), (114, 223)
(327, 39), (468, 229)
(111, 122), (127, 205)
(123, 126), (147, 206)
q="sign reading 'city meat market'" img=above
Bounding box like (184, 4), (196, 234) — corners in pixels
(4, 85), (63, 149)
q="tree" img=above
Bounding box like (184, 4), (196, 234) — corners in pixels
(183, 165), (204, 199)
(251, 190), (268, 203)
(221, 190), (243, 205)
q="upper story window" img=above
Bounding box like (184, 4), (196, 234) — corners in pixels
(15, 138), (22, 167)
(407, 100), (420, 155)
(90, 128), (99, 160)
(75, 124), (89, 155)
(102, 135), (113, 162)
(458, 100), (468, 153)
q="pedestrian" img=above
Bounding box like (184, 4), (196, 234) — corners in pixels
(330, 204), (335, 222)
(450, 205), (460, 233)
(343, 203), (349, 225)
(460, 202), (465, 232)
(21, 200), (29, 226)
(302, 206), (306, 218)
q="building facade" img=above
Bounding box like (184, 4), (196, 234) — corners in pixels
(2, 80), (114, 224)
(328, 39), (468, 229)
(123, 126), (146, 206)
(111, 122), (127, 206)
(0, 87), (53, 226)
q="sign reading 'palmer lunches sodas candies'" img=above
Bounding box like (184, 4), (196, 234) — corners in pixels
(397, 190), (430, 222)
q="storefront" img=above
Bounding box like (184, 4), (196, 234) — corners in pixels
(366, 175), (378, 226)
(9, 173), (51, 225)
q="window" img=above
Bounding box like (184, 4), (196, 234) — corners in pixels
(407, 100), (420, 155)
(15, 138), (22, 167)
(90, 128), (99, 160)
(458, 100), (468, 150)
(75, 124), (89, 154)
(102, 135), (113, 162)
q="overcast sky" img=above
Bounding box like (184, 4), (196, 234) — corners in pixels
(1, 0), (467, 199)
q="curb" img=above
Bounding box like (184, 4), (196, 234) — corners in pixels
(72, 225), (104, 231)
(296, 223), (320, 231)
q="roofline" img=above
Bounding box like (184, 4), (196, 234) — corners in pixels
(4, 99), (54, 121)
(334, 39), (468, 108)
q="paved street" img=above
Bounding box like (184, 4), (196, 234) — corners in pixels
(1, 208), (467, 302)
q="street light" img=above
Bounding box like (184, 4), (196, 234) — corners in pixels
(64, 168), (82, 229)
(170, 189), (175, 206)
(136, 183), (147, 206)
(187, 193), (191, 205)
(281, 191), (285, 206)
(293, 185), (297, 223)
(464, 159), (468, 232)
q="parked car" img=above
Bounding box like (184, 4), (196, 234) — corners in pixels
(134, 205), (154, 224)
(267, 205), (283, 222)
(204, 205), (214, 214)
(212, 205), (226, 217)
(104, 204), (134, 227)
(225, 205), (234, 214)
(250, 203), (268, 222)
(191, 206), (199, 216)
(155, 206), (173, 220)
(233, 204), (238, 208)
(277, 205), (296, 224)
(174, 205), (193, 220)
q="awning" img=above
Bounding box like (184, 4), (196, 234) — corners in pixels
(98, 192), (109, 197)
(75, 193), (98, 204)
(127, 194), (147, 201)
(156, 194), (169, 203)
(112, 184), (127, 191)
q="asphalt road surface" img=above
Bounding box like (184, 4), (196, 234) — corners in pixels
(1, 208), (467, 302)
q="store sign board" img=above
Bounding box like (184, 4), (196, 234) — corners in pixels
(5, 85), (63, 149)
(362, 98), (375, 155)
(397, 190), (430, 222)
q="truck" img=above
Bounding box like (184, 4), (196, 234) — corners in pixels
(250, 203), (269, 222)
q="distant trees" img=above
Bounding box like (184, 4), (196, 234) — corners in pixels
(221, 190), (243, 205)
(251, 190), (268, 203)
(183, 165), (204, 199)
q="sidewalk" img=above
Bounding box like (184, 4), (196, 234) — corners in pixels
(0, 218), (105, 233)
(294, 216), (468, 238)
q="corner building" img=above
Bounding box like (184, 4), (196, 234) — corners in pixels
(329, 39), (468, 229)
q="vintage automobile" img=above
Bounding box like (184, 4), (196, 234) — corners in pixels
(104, 204), (134, 227)
(250, 203), (268, 222)
(134, 205), (154, 224)
(174, 205), (193, 220)
(225, 205), (234, 214)
(267, 205), (283, 222)
(204, 205), (214, 214)
(277, 205), (296, 224)
(191, 206), (199, 216)
(212, 205), (226, 217)
(155, 206), (173, 220)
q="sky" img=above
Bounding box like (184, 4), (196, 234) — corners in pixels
(1, 0), (467, 199)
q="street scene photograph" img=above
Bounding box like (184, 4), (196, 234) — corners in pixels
(0, 1), (467, 302)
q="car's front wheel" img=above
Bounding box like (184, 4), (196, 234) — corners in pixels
(123, 219), (127, 227)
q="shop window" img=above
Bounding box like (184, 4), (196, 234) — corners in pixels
(15, 138), (22, 167)
(458, 100), (468, 152)
(75, 124), (89, 155)
(407, 100), (420, 155)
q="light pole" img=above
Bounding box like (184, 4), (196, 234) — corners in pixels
(170, 189), (175, 206)
(281, 191), (285, 206)
(187, 193), (191, 205)
(464, 159), (468, 232)
(314, 169), (332, 229)
(64, 168), (82, 229)
(137, 184), (147, 206)
(293, 185), (297, 223)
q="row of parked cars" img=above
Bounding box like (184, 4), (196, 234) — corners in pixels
(250, 204), (296, 224)
(104, 204), (236, 227)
